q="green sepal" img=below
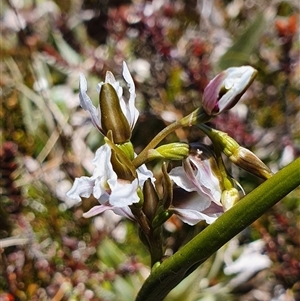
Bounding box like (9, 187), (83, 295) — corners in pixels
(100, 83), (131, 143)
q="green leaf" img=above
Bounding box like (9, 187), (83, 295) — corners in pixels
(114, 276), (137, 301)
(52, 32), (81, 66)
(97, 238), (126, 268)
(218, 12), (268, 69)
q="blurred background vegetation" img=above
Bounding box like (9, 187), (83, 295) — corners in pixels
(1, 0), (299, 300)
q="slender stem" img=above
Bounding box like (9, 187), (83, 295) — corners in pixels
(133, 109), (210, 168)
(131, 205), (164, 267)
(132, 120), (182, 168)
(148, 228), (164, 267)
(135, 158), (300, 301)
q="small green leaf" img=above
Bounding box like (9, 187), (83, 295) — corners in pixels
(97, 238), (126, 268)
(218, 12), (268, 69)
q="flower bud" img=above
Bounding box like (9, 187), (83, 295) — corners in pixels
(198, 125), (273, 180)
(152, 207), (173, 229)
(100, 83), (132, 143)
(162, 162), (173, 209)
(229, 147), (274, 179)
(146, 143), (189, 162)
(117, 141), (135, 161)
(202, 66), (257, 116)
(104, 136), (137, 181)
(142, 179), (159, 222)
(221, 187), (240, 211)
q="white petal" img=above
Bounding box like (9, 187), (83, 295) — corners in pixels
(172, 189), (211, 212)
(218, 90), (234, 112)
(190, 157), (222, 204)
(91, 145), (117, 199)
(172, 203), (222, 225)
(122, 62), (139, 129)
(171, 208), (215, 225)
(112, 207), (135, 220)
(108, 178), (140, 207)
(104, 70), (123, 99)
(137, 163), (155, 186)
(171, 189), (223, 225)
(83, 204), (135, 220)
(169, 166), (197, 192)
(79, 73), (102, 131)
(104, 70), (116, 85)
(66, 176), (95, 203)
(83, 205), (113, 218)
(219, 66), (256, 112)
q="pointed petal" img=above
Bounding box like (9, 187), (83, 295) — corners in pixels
(122, 62), (139, 128)
(189, 157), (222, 204)
(219, 66), (257, 112)
(104, 71), (123, 99)
(83, 204), (113, 218)
(137, 163), (155, 186)
(172, 189), (211, 211)
(203, 71), (226, 115)
(169, 166), (197, 192)
(92, 145), (116, 199)
(171, 189), (222, 225)
(79, 73), (102, 131)
(112, 207), (135, 220)
(83, 204), (135, 220)
(170, 208), (214, 225)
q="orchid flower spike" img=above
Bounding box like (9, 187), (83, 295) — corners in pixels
(202, 66), (257, 116)
(79, 62), (139, 143)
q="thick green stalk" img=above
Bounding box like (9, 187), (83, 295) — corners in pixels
(135, 158), (300, 301)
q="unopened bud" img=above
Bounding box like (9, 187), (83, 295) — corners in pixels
(117, 141), (135, 160)
(142, 179), (159, 222)
(202, 66), (257, 116)
(162, 162), (173, 209)
(198, 125), (273, 180)
(221, 188), (240, 211)
(230, 147), (274, 180)
(104, 136), (137, 181)
(152, 207), (173, 229)
(146, 143), (189, 162)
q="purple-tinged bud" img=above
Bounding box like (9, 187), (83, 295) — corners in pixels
(203, 66), (257, 116)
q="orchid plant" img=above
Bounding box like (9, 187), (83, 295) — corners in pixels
(67, 62), (300, 301)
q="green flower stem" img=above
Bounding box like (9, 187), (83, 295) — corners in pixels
(132, 109), (210, 168)
(135, 158), (300, 301)
(132, 120), (182, 168)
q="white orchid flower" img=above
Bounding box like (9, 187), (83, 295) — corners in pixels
(169, 148), (224, 225)
(66, 144), (154, 218)
(79, 62), (139, 138)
